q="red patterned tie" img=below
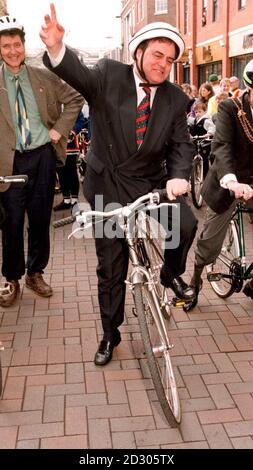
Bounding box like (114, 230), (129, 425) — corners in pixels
(136, 86), (151, 147)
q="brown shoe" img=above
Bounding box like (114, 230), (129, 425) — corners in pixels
(0, 281), (20, 308)
(25, 273), (53, 297)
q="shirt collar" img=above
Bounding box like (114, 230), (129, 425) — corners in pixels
(4, 63), (27, 82)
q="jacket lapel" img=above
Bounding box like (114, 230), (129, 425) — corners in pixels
(26, 66), (48, 124)
(119, 69), (138, 156)
(243, 92), (253, 127)
(0, 66), (15, 130)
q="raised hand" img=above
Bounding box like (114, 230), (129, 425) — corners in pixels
(40, 3), (65, 56)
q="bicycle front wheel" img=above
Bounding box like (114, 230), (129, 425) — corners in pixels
(142, 231), (171, 320)
(133, 283), (181, 426)
(207, 220), (240, 298)
(191, 154), (203, 209)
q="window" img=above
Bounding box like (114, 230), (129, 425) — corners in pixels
(155, 0), (168, 14)
(238, 0), (246, 8)
(184, 0), (188, 34)
(137, 0), (144, 23)
(212, 0), (218, 21)
(202, 0), (208, 27)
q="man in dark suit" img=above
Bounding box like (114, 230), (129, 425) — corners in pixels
(186, 59), (253, 312)
(40, 4), (198, 365)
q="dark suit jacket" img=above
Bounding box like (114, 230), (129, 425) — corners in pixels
(44, 48), (194, 206)
(201, 92), (253, 213)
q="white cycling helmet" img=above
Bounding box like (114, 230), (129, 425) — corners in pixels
(243, 59), (253, 90)
(129, 22), (185, 60)
(0, 15), (24, 33)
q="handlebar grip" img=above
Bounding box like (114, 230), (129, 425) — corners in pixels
(153, 188), (168, 198)
(0, 175), (28, 184)
(53, 215), (76, 228)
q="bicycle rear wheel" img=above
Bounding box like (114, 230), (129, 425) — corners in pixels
(191, 154), (203, 209)
(207, 220), (240, 298)
(133, 283), (181, 426)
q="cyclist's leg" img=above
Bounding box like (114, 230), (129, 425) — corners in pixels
(194, 203), (236, 268)
(158, 196), (198, 278)
(94, 233), (129, 342)
(185, 202), (236, 311)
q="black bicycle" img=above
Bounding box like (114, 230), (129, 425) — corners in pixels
(207, 200), (253, 298)
(190, 136), (212, 209)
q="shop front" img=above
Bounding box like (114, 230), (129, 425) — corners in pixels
(229, 26), (253, 89)
(195, 40), (223, 87)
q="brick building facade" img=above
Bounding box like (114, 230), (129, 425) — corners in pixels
(176, 0), (253, 87)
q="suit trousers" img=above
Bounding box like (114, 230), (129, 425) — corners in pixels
(57, 152), (80, 199)
(1, 144), (56, 280)
(94, 196), (197, 341)
(194, 203), (236, 268)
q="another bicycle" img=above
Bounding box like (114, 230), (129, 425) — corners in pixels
(206, 200), (253, 298)
(190, 136), (212, 209)
(57, 190), (185, 426)
(0, 174), (28, 397)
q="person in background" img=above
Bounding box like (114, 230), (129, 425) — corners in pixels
(0, 15), (83, 308)
(230, 76), (241, 98)
(208, 73), (220, 94)
(188, 101), (215, 138)
(185, 59), (253, 312)
(181, 83), (196, 115)
(40, 4), (198, 366)
(190, 84), (198, 99)
(190, 82), (214, 117)
(207, 78), (231, 117)
(54, 110), (85, 211)
(211, 91), (230, 125)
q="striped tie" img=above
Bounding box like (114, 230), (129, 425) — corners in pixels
(136, 86), (151, 148)
(14, 76), (32, 151)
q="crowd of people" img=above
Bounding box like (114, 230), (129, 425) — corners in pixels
(0, 3), (253, 367)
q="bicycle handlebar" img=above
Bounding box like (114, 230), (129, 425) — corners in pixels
(52, 189), (171, 230)
(0, 175), (28, 185)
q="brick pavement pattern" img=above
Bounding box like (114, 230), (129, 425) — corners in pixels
(1, 194), (253, 449)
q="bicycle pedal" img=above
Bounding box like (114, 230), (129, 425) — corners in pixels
(172, 297), (185, 307)
(207, 272), (222, 282)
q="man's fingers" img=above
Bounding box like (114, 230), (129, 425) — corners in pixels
(50, 3), (57, 20)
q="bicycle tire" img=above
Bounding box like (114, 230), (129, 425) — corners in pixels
(142, 221), (171, 320)
(53, 215), (75, 228)
(207, 220), (240, 298)
(191, 154), (203, 209)
(133, 283), (181, 426)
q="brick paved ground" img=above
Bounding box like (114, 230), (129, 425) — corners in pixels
(1, 193), (253, 449)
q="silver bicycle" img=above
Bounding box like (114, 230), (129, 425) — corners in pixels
(65, 190), (183, 426)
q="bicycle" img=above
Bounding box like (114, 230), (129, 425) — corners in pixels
(190, 136), (212, 209)
(206, 200), (253, 298)
(0, 174), (28, 397)
(76, 127), (90, 183)
(56, 190), (187, 426)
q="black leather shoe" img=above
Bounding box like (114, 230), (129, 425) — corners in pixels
(243, 280), (253, 299)
(160, 267), (195, 301)
(94, 333), (121, 366)
(53, 200), (72, 212)
(183, 279), (203, 312)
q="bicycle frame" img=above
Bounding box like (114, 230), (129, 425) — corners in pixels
(231, 202), (253, 280)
